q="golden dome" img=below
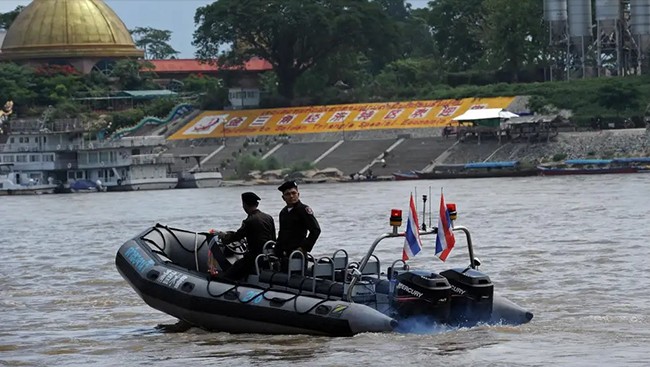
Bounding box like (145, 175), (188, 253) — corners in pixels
(0, 0), (144, 60)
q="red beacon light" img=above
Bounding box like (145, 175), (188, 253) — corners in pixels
(390, 209), (403, 227)
(446, 203), (457, 221)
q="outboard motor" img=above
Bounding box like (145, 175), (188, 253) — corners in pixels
(440, 268), (493, 325)
(389, 270), (451, 323)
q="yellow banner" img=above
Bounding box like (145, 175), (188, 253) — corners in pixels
(169, 97), (516, 140)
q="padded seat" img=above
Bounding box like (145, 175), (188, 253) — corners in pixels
(259, 270), (344, 297)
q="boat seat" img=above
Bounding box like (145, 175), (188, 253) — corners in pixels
(332, 249), (349, 282)
(360, 255), (381, 280)
(287, 250), (306, 277)
(259, 270), (344, 297)
(308, 257), (335, 280)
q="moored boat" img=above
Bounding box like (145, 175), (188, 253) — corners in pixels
(116, 207), (533, 336)
(391, 171), (419, 180)
(0, 163), (56, 195)
(415, 161), (537, 180)
(537, 159), (639, 176)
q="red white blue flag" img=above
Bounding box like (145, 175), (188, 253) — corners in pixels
(402, 194), (423, 261)
(435, 193), (456, 261)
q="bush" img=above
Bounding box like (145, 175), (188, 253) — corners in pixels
(552, 153), (567, 162)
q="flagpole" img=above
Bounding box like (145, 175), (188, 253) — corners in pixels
(428, 186), (432, 229)
(421, 194), (427, 231)
(414, 187), (417, 212)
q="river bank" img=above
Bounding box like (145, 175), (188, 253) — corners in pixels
(508, 128), (650, 163)
(216, 128), (650, 186)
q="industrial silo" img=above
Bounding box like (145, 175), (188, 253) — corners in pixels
(544, 0), (568, 35)
(595, 0), (621, 33)
(594, 0), (622, 76)
(630, 0), (650, 72)
(567, 0), (593, 38)
(567, 0), (593, 78)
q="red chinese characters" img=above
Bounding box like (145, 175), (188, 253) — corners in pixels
(437, 105), (460, 117)
(302, 113), (323, 124)
(250, 115), (272, 127)
(408, 107), (432, 119)
(328, 111), (351, 123)
(354, 110), (377, 121)
(225, 116), (247, 128)
(277, 114), (297, 125)
(383, 109), (404, 120)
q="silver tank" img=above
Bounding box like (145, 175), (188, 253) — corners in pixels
(595, 0), (621, 20)
(568, 0), (593, 38)
(631, 0), (650, 35)
(596, 0), (620, 34)
(544, 0), (568, 21)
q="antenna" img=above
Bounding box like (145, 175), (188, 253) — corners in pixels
(421, 194), (427, 230)
(428, 186), (433, 228)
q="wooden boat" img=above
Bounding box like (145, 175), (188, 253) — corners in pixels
(415, 161), (538, 180)
(537, 159), (639, 176)
(391, 171), (419, 180)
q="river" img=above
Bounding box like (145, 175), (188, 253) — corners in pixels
(1, 174), (649, 366)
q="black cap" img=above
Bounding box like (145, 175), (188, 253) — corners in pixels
(241, 192), (261, 205)
(277, 180), (298, 193)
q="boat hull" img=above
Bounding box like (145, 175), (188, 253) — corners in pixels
(176, 172), (223, 189)
(416, 169), (538, 180)
(106, 178), (178, 191)
(115, 239), (396, 336)
(537, 167), (638, 176)
(115, 225), (532, 336)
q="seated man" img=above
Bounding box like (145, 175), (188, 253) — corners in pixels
(213, 192), (276, 280)
(275, 181), (321, 264)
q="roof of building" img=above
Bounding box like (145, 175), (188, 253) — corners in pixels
(148, 58), (273, 73)
(0, 0), (143, 60)
(117, 90), (178, 99)
(453, 108), (519, 121)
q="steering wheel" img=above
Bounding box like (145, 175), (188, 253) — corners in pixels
(209, 234), (248, 256)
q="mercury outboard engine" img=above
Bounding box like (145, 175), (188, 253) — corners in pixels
(389, 270), (452, 323)
(440, 268), (493, 325)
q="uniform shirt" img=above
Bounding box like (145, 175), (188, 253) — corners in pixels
(276, 201), (321, 254)
(222, 209), (276, 256)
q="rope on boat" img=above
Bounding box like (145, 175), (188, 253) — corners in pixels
(203, 270), (335, 315)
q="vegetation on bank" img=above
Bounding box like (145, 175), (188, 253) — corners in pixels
(2, 0), (650, 132)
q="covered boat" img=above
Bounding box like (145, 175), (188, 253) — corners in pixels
(115, 210), (533, 336)
(537, 159), (639, 176)
(415, 161), (538, 180)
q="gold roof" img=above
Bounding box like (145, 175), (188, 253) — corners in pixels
(0, 0), (144, 60)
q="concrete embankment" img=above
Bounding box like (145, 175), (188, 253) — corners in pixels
(495, 128), (650, 162)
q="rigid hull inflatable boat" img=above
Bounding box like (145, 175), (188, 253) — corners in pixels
(116, 220), (533, 336)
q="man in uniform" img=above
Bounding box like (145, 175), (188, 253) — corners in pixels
(214, 192), (276, 280)
(275, 181), (321, 258)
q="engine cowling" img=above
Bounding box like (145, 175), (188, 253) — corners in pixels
(390, 270), (452, 323)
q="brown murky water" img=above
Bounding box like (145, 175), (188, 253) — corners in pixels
(2, 175), (649, 366)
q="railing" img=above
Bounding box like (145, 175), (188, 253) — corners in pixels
(131, 154), (175, 165)
(80, 136), (167, 149)
(9, 119), (86, 133)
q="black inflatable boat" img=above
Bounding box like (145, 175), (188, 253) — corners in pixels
(116, 219), (533, 336)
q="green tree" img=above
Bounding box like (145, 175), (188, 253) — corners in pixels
(0, 62), (37, 109)
(0, 6), (23, 30)
(596, 83), (640, 115)
(130, 27), (180, 59)
(481, 0), (546, 82)
(426, 0), (484, 72)
(193, 0), (400, 101)
(182, 74), (230, 110)
(112, 60), (158, 90)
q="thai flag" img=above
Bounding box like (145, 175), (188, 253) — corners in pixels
(435, 193), (456, 261)
(402, 194), (423, 261)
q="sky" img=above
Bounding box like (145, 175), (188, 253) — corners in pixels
(0, 0), (429, 58)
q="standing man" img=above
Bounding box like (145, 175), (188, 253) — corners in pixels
(275, 181), (321, 258)
(215, 192), (276, 280)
